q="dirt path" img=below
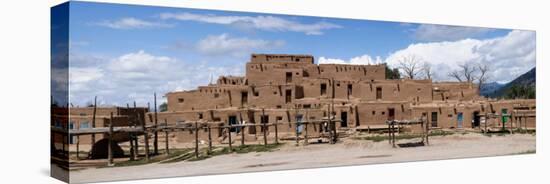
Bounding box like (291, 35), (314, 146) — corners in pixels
(70, 133), (535, 183)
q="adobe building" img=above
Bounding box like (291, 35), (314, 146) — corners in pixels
(51, 106), (148, 149)
(145, 54), (535, 143)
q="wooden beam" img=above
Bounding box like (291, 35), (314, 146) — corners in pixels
(76, 135), (80, 160)
(274, 119), (279, 144)
(262, 108), (267, 146)
(304, 123), (308, 145)
(228, 126), (232, 151)
(194, 122), (199, 158)
(141, 109), (150, 161)
(164, 119), (169, 155)
(207, 126), (212, 154)
(91, 96), (97, 144)
(153, 93), (159, 155)
(108, 112), (114, 166)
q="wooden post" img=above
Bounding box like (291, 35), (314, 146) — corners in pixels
(153, 93), (159, 155)
(426, 121), (430, 145)
(304, 123), (308, 145)
(127, 104), (135, 161)
(274, 119), (279, 144)
(207, 126), (212, 154)
(484, 113), (488, 134)
(295, 121), (299, 146)
(227, 126), (233, 151)
(164, 119), (169, 155)
(194, 122), (199, 158)
(392, 123), (396, 148)
(141, 111), (149, 161)
(108, 112), (114, 166)
(241, 125), (245, 146)
(262, 108), (267, 146)
(131, 102), (138, 159)
(76, 135), (80, 160)
(387, 121), (391, 144)
(91, 96), (97, 144)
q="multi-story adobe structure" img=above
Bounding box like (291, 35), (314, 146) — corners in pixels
(146, 54), (536, 143)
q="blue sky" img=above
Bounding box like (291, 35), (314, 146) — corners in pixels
(61, 1), (536, 106)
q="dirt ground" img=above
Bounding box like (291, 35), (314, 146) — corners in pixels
(70, 133), (535, 183)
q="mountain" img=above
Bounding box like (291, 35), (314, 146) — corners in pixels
(480, 82), (505, 97)
(486, 67), (536, 98)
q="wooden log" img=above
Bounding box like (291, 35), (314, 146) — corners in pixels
(388, 124), (391, 144)
(132, 103), (139, 159)
(141, 111), (150, 161)
(262, 108), (267, 146)
(153, 93), (159, 155)
(392, 124), (396, 148)
(295, 121), (299, 146)
(108, 112), (114, 166)
(164, 119), (169, 155)
(274, 119), (279, 144)
(207, 126), (212, 154)
(76, 135), (80, 160)
(127, 103), (134, 161)
(239, 112), (245, 146)
(426, 121), (430, 145)
(228, 126), (233, 151)
(91, 96), (97, 144)
(304, 123), (308, 145)
(194, 122), (199, 158)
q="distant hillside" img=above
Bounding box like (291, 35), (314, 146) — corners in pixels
(486, 67), (536, 98)
(480, 82), (505, 96)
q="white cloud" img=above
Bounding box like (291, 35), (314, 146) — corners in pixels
(68, 50), (244, 106)
(196, 34), (284, 57)
(320, 30), (535, 83)
(413, 24), (494, 42)
(159, 12), (341, 35)
(95, 17), (172, 29)
(318, 55), (383, 65)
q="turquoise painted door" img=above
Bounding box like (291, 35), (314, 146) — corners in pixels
(457, 112), (463, 128)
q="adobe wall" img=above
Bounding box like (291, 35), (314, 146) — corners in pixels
(433, 82), (479, 101)
(355, 79), (433, 102)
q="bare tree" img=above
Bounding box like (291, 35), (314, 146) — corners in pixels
(397, 55), (423, 79)
(448, 63), (477, 83)
(477, 63), (490, 91)
(461, 63), (477, 83)
(448, 70), (463, 82)
(422, 62), (433, 80)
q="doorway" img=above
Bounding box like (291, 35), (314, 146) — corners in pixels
(228, 116), (238, 132)
(388, 108), (395, 121)
(341, 112), (348, 127)
(431, 112), (438, 127)
(457, 112), (463, 128)
(472, 111), (480, 128)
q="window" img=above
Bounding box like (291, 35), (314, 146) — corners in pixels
(198, 113), (203, 119)
(347, 84), (353, 97)
(285, 89), (292, 103)
(254, 91), (259, 96)
(214, 93), (219, 98)
(178, 98), (184, 103)
(69, 121), (74, 129)
(286, 72), (292, 83)
(80, 121), (90, 129)
(276, 116), (283, 121)
(79, 113), (86, 116)
(303, 104), (311, 109)
(376, 87), (382, 100)
(372, 111), (376, 115)
(321, 83), (327, 95)
(241, 92), (248, 105)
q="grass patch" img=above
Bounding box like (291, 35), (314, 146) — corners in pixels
(161, 143), (285, 163)
(512, 150), (536, 155)
(352, 130), (454, 142)
(103, 148), (193, 167)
